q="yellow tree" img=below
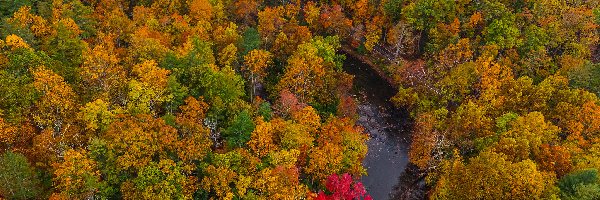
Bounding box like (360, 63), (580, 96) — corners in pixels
(276, 42), (326, 103)
(80, 34), (126, 100)
(243, 49), (272, 100)
(32, 66), (78, 138)
(432, 151), (559, 199)
(252, 166), (308, 199)
(127, 60), (172, 114)
(247, 117), (281, 158)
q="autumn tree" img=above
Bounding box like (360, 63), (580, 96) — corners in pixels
(432, 151), (559, 199)
(52, 149), (101, 199)
(243, 49), (272, 100)
(32, 66), (78, 143)
(316, 173), (372, 200)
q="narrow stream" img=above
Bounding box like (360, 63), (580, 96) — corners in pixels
(343, 55), (417, 200)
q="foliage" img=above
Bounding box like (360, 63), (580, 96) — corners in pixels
(316, 173), (372, 200)
(3, 0), (599, 199)
(0, 151), (41, 200)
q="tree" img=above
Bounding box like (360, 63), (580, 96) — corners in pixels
(257, 6), (285, 46)
(240, 27), (261, 55)
(121, 159), (193, 200)
(80, 37), (126, 100)
(0, 151), (41, 200)
(0, 117), (17, 150)
(484, 18), (521, 49)
(78, 99), (114, 133)
(32, 66), (77, 135)
(319, 5), (352, 39)
(558, 168), (600, 200)
(188, 0), (213, 23)
(233, 0), (260, 25)
(52, 149), (101, 199)
(127, 60), (171, 114)
(104, 114), (178, 170)
(316, 173), (372, 200)
(174, 96), (212, 163)
(247, 117), (280, 158)
(223, 110), (255, 148)
(243, 49), (272, 100)
(276, 41), (326, 103)
(253, 166), (308, 199)
(432, 151), (559, 199)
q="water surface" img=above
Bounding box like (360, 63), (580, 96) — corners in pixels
(343, 55), (416, 199)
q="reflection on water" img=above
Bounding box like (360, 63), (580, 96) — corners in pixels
(343, 55), (423, 200)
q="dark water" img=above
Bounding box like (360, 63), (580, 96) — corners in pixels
(343, 55), (421, 200)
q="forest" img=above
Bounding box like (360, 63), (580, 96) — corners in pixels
(0, 0), (598, 199)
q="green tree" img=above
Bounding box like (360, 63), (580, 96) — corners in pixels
(558, 168), (600, 200)
(223, 110), (255, 148)
(0, 151), (41, 200)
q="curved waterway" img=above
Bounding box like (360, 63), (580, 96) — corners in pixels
(343, 55), (420, 200)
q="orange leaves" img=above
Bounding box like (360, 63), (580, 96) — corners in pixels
(248, 117), (280, 157)
(253, 166), (308, 199)
(305, 143), (344, 183)
(32, 66), (77, 130)
(258, 6), (285, 44)
(176, 96), (209, 128)
(81, 39), (126, 96)
(468, 12), (483, 28)
(175, 97), (211, 162)
(536, 144), (572, 177)
(352, 0), (370, 22)
(306, 117), (367, 182)
(0, 118), (17, 149)
(201, 165), (238, 199)
(233, 0), (259, 24)
(52, 149), (100, 199)
(409, 113), (440, 170)
(188, 0), (213, 22)
(319, 5), (352, 37)
(291, 106), (321, 134)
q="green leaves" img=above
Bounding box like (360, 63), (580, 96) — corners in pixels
(558, 169), (600, 200)
(0, 151), (41, 200)
(223, 110), (255, 148)
(484, 18), (522, 49)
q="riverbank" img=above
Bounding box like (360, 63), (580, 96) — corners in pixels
(340, 45), (398, 90)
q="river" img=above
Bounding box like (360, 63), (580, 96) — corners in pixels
(343, 55), (423, 200)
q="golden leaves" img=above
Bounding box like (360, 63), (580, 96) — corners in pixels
(4, 35), (31, 50)
(32, 66), (77, 130)
(52, 149), (100, 199)
(243, 49), (273, 78)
